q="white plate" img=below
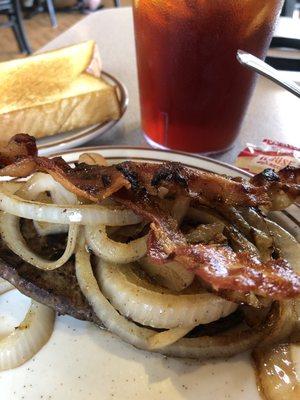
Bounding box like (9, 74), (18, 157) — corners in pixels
(0, 147), (299, 400)
(36, 73), (129, 156)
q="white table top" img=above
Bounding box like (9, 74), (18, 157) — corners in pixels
(42, 8), (300, 164)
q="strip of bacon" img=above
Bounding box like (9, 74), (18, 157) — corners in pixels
(0, 135), (277, 207)
(36, 157), (130, 202)
(0, 134), (37, 177)
(176, 244), (300, 299)
(115, 189), (300, 300)
(250, 167), (300, 210)
(0, 135), (299, 209)
(116, 161), (270, 207)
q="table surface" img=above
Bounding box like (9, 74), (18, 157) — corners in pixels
(42, 8), (300, 164)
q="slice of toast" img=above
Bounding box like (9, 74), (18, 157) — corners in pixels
(0, 74), (121, 139)
(0, 41), (98, 107)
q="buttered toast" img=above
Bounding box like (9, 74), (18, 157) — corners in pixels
(0, 41), (121, 140)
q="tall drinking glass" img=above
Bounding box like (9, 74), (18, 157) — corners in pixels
(133, 0), (283, 153)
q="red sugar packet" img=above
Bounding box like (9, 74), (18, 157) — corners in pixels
(236, 139), (300, 174)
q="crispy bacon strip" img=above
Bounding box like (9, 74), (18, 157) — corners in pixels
(0, 134), (37, 177)
(36, 157), (130, 202)
(250, 167), (300, 210)
(0, 135), (299, 209)
(176, 244), (300, 299)
(0, 135), (273, 206)
(116, 161), (270, 207)
(115, 190), (300, 300)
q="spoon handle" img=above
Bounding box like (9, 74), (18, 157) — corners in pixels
(237, 50), (300, 99)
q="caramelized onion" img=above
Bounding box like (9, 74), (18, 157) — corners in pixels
(253, 344), (300, 399)
(138, 256), (194, 292)
(85, 225), (147, 264)
(97, 261), (237, 329)
(266, 219), (300, 273)
(185, 222), (225, 244)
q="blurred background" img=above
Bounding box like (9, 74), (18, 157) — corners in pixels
(0, 0), (131, 61)
(0, 0), (298, 63)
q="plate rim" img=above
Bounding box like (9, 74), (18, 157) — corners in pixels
(52, 145), (253, 177)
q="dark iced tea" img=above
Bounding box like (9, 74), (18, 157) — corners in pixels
(133, 0), (283, 153)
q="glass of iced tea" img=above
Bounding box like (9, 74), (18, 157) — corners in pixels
(133, 0), (283, 153)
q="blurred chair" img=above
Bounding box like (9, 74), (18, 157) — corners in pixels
(0, 0), (31, 53)
(60, 0), (121, 12)
(24, 0), (57, 27)
(281, 0), (297, 17)
(267, 16), (300, 71)
(45, 0), (57, 26)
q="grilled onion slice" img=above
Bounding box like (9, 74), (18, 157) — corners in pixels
(97, 262), (237, 329)
(0, 189), (141, 226)
(266, 219), (300, 273)
(16, 172), (77, 205)
(0, 300), (55, 371)
(138, 256), (194, 292)
(85, 225), (147, 264)
(0, 212), (78, 270)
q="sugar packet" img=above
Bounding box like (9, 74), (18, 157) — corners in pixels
(236, 139), (300, 174)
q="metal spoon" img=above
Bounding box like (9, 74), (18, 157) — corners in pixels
(237, 49), (300, 98)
